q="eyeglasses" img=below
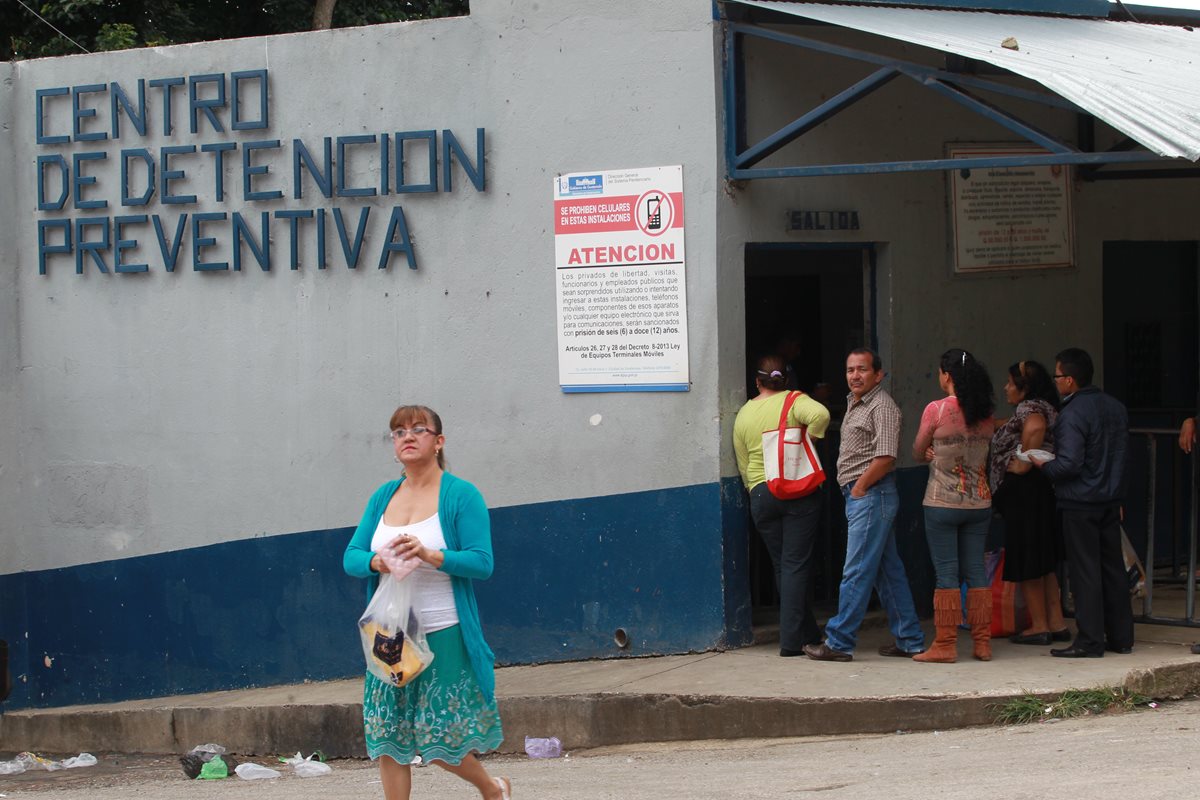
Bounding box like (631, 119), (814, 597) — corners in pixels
(389, 426), (436, 441)
(1053, 374), (1068, 380)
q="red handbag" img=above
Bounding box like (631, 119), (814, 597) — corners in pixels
(762, 391), (826, 499)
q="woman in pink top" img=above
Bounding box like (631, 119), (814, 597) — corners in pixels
(910, 349), (996, 664)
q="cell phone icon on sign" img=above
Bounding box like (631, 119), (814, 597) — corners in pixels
(646, 195), (663, 230)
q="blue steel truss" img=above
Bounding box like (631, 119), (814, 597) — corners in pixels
(723, 19), (1182, 180)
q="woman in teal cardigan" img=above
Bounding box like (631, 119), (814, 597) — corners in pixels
(343, 405), (509, 800)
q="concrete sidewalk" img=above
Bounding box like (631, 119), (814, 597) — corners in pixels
(3, 620), (1200, 759)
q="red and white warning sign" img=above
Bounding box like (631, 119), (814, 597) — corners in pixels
(553, 165), (689, 393)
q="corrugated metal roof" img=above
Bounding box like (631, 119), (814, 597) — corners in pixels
(1119, 0), (1200, 12)
(732, 1), (1200, 160)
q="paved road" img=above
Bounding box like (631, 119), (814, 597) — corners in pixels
(4, 699), (1200, 799)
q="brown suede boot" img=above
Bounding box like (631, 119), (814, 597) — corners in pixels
(967, 587), (993, 661)
(913, 588), (960, 663)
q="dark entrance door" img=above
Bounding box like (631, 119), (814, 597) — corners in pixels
(1102, 240), (1199, 572)
(742, 243), (872, 625)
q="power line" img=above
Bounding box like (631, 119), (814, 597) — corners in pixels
(14, 0), (91, 54)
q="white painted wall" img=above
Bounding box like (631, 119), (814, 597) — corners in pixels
(1, 0), (723, 573)
(9, 6), (1196, 577)
(716, 23), (1200, 476)
(1, 64), (22, 569)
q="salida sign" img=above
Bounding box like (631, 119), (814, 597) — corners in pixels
(32, 69), (486, 276)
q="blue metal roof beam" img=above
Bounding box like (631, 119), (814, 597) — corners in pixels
(917, 74), (1077, 155)
(732, 151), (1162, 180)
(734, 67), (900, 168)
(724, 19), (1171, 179)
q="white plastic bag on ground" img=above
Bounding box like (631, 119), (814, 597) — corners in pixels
(61, 753), (97, 769)
(190, 743), (227, 755)
(234, 763), (281, 780)
(283, 751), (332, 777)
(0, 759), (25, 775)
(293, 760), (332, 778)
(525, 736), (563, 758)
(16, 752), (61, 771)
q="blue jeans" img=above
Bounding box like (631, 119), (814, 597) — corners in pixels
(923, 506), (990, 589)
(824, 475), (924, 654)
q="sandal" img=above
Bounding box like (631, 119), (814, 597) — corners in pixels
(494, 776), (512, 800)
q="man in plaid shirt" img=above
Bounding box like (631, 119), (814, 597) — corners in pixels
(805, 348), (926, 662)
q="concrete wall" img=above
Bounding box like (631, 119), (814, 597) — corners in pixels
(0, 1), (745, 709)
(6, 5), (1195, 711)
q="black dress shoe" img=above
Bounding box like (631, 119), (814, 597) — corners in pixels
(1009, 632), (1052, 646)
(780, 648), (804, 657)
(1051, 629), (1073, 642)
(1105, 644), (1133, 654)
(1051, 645), (1103, 658)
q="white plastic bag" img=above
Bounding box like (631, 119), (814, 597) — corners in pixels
(234, 763), (281, 780)
(16, 752), (61, 771)
(358, 574), (434, 687)
(379, 545), (421, 580)
(61, 753), (97, 769)
(293, 760), (333, 778)
(0, 759), (25, 775)
(1015, 445), (1055, 463)
(190, 743), (227, 756)
(525, 736), (563, 758)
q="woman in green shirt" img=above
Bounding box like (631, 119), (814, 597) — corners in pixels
(733, 355), (832, 656)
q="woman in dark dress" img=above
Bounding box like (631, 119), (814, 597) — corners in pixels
(989, 361), (1068, 645)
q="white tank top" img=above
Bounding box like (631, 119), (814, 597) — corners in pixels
(370, 513), (459, 633)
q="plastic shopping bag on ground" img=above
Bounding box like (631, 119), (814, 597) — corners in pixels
(358, 574), (434, 687)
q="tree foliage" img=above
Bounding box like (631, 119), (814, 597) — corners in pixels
(4, 0), (469, 61)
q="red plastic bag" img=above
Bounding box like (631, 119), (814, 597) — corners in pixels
(986, 549), (1030, 637)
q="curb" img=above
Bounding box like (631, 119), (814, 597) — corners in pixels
(3, 660), (1198, 757)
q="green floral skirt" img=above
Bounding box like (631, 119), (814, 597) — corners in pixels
(363, 624), (503, 766)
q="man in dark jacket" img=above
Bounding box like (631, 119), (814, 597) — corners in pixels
(1030, 347), (1134, 658)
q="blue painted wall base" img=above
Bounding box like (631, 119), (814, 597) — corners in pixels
(0, 472), (942, 711)
(0, 482), (744, 710)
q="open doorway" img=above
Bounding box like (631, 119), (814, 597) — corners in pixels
(743, 243), (874, 625)
(1103, 241), (1199, 578)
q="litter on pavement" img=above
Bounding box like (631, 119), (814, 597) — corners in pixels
(0, 752), (97, 775)
(524, 736), (563, 758)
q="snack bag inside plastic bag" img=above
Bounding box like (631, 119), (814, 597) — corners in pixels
(358, 574), (434, 687)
